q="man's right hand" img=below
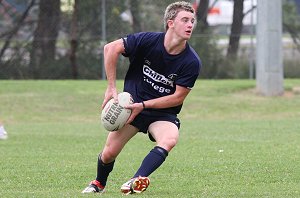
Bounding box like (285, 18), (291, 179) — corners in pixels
(101, 86), (118, 109)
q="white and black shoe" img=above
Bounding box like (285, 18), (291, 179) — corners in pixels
(81, 180), (105, 194)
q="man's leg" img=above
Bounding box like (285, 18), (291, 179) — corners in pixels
(82, 124), (138, 193)
(121, 121), (179, 194)
(134, 121), (179, 177)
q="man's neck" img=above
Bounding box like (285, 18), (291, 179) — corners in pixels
(164, 31), (187, 55)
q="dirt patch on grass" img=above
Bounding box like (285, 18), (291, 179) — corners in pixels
(237, 87), (299, 99)
(283, 86), (300, 98)
(292, 86), (300, 94)
(283, 90), (294, 98)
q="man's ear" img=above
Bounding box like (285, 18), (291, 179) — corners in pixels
(167, 20), (174, 29)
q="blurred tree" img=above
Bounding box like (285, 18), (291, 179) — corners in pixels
(129, 0), (142, 32)
(193, 0), (224, 79)
(30, 0), (61, 78)
(283, 0), (300, 52)
(196, 0), (209, 31)
(69, 0), (78, 79)
(227, 0), (256, 59)
(0, 0), (35, 62)
(6, 0), (300, 79)
(227, 0), (244, 59)
(138, 0), (174, 32)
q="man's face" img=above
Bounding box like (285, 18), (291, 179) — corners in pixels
(169, 10), (196, 40)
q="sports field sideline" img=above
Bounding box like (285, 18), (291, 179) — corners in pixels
(0, 80), (300, 197)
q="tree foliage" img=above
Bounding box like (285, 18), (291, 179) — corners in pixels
(1, 0), (300, 79)
(283, 0), (300, 52)
(29, 0), (61, 79)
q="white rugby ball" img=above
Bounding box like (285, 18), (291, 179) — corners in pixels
(101, 92), (134, 131)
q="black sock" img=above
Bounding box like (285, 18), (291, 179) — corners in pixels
(133, 146), (168, 178)
(95, 154), (115, 187)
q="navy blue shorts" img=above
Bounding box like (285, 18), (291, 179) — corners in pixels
(130, 110), (180, 142)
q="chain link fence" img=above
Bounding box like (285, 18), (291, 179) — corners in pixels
(1, 0), (300, 79)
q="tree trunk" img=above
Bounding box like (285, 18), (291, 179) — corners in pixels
(0, 0), (35, 61)
(129, 0), (142, 32)
(227, 0), (244, 59)
(196, 0), (209, 31)
(70, 0), (78, 79)
(30, 0), (60, 78)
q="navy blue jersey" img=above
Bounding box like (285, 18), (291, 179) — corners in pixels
(122, 32), (201, 115)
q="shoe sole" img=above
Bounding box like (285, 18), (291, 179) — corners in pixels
(121, 176), (150, 194)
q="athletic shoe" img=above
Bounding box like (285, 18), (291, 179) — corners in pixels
(121, 176), (150, 195)
(0, 130), (7, 140)
(81, 180), (105, 194)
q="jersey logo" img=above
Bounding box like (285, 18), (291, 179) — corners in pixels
(143, 65), (174, 87)
(168, 74), (178, 81)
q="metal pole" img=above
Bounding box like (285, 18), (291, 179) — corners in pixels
(256, 0), (283, 96)
(101, 0), (106, 80)
(249, 0), (254, 79)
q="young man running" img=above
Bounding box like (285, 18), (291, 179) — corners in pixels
(82, 1), (201, 194)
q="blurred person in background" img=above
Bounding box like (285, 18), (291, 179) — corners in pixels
(0, 121), (8, 140)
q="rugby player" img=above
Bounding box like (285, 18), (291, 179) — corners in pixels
(82, 1), (201, 194)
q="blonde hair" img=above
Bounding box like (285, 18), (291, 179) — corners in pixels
(164, 1), (195, 31)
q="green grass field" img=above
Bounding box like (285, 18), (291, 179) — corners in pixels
(1, 80), (300, 198)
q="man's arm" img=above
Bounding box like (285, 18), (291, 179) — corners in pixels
(143, 85), (190, 109)
(126, 85), (191, 124)
(102, 39), (126, 108)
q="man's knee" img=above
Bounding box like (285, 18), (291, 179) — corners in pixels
(101, 147), (118, 163)
(158, 136), (178, 152)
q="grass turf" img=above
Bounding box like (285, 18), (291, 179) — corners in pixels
(0, 79), (300, 197)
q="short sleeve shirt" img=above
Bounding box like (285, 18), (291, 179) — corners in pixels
(122, 32), (201, 115)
